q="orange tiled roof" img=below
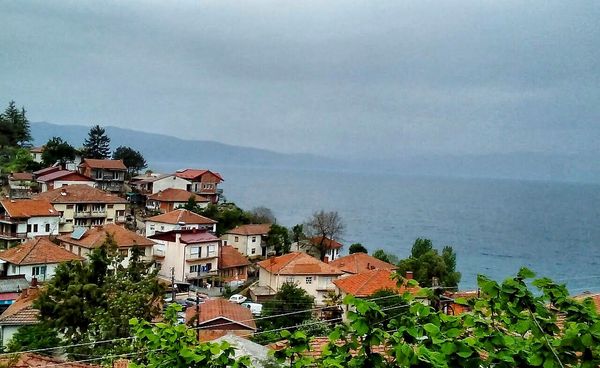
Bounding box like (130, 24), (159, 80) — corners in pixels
(34, 184), (128, 204)
(79, 159), (126, 170)
(332, 269), (417, 297)
(147, 188), (209, 203)
(146, 209), (216, 225)
(0, 353), (100, 367)
(185, 299), (256, 330)
(227, 224), (272, 236)
(9, 173), (34, 181)
(198, 329), (253, 342)
(269, 336), (387, 359)
(57, 224), (154, 249)
(175, 169), (224, 181)
(310, 236), (343, 250)
(220, 245), (250, 269)
(0, 199), (58, 218)
(0, 237), (83, 265)
(257, 252), (343, 276)
(0, 287), (41, 325)
(330, 253), (397, 274)
(572, 292), (600, 313)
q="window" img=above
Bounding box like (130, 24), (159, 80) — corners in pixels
(286, 277), (294, 283)
(190, 265), (198, 273)
(66, 219), (73, 223)
(234, 236), (239, 242)
(251, 248), (256, 255)
(205, 263), (212, 271)
(149, 224), (155, 231)
(27, 224), (31, 232)
(33, 224), (38, 232)
(91, 218), (103, 226)
(207, 245), (215, 256)
(11, 265), (16, 273)
(66, 205), (74, 210)
(32, 265), (47, 277)
(252, 236), (257, 243)
(45, 224), (50, 232)
(75, 219), (87, 226)
(92, 204), (105, 212)
(305, 277), (312, 285)
(59, 211), (64, 217)
(76, 204), (87, 212)
(119, 249), (128, 257)
(190, 247), (200, 256)
(107, 204), (114, 209)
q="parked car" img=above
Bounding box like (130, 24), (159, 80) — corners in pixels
(241, 302), (263, 316)
(185, 297), (206, 307)
(229, 294), (247, 304)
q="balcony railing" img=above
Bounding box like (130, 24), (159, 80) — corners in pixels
(0, 232), (27, 240)
(74, 211), (107, 218)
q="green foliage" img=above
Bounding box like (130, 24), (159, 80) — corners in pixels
(2, 147), (38, 173)
(349, 243), (368, 254)
(396, 238), (461, 288)
(372, 249), (398, 264)
(267, 224), (291, 255)
(41, 137), (76, 167)
(0, 101), (31, 147)
(34, 234), (164, 358)
(291, 224), (304, 244)
(112, 145), (147, 177)
(82, 124), (111, 159)
(304, 210), (345, 261)
(196, 203), (253, 236)
(6, 323), (62, 355)
(129, 304), (251, 368)
(276, 269), (600, 368)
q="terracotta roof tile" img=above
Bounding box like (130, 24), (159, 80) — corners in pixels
(57, 224), (154, 249)
(0, 199), (58, 218)
(0, 287), (41, 325)
(185, 299), (256, 330)
(146, 209), (216, 225)
(572, 292), (600, 313)
(175, 169), (224, 181)
(33, 166), (60, 176)
(9, 173), (34, 181)
(34, 184), (128, 204)
(36, 170), (92, 183)
(79, 159), (126, 170)
(220, 245), (250, 269)
(227, 224), (272, 236)
(149, 229), (219, 244)
(269, 336), (388, 359)
(147, 189), (209, 203)
(257, 252), (343, 276)
(0, 238), (83, 265)
(332, 269), (418, 297)
(0, 353), (100, 367)
(309, 236), (343, 250)
(330, 253), (397, 274)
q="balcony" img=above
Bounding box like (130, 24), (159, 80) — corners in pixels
(0, 215), (16, 224)
(74, 211), (107, 218)
(0, 232), (26, 240)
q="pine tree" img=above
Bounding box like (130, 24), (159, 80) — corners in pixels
(0, 101), (31, 147)
(82, 124), (111, 159)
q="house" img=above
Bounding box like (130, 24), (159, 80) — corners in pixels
(0, 276), (30, 314)
(185, 298), (256, 341)
(332, 269), (416, 299)
(222, 224), (272, 258)
(146, 188), (209, 214)
(131, 173), (191, 195)
(34, 185), (128, 233)
(251, 252), (344, 305)
(219, 245), (250, 284)
(213, 333), (270, 368)
(36, 170), (95, 192)
(0, 199), (59, 247)
(78, 158), (127, 192)
(149, 229), (221, 286)
(7, 173), (35, 199)
(57, 224), (155, 267)
(296, 236), (343, 262)
(29, 146), (44, 163)
(329, 252), (397, 275)
(32, 166), (60, 179)
(0, 285), (40, 347)
(0, 353), (100, 368)
(145, 209), (217, 237)
(0, 237), (83, 282)
(175, 169), (224, 204)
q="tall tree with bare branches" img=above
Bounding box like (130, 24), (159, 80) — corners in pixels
(304, 210), (345, 261)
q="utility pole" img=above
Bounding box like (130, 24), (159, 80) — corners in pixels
(196, 292), (200, 341)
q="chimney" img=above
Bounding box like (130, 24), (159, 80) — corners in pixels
(31, 277), (38, 288)
(405, 271), (413, 280)
(60, 188), (67, 196)
(22, 288), (28, 297)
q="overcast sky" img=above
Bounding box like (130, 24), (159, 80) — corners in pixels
(1, 1), (599, 159)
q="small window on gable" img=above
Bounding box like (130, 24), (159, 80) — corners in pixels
(305, 277), (312, 285)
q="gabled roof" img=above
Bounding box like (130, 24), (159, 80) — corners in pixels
(147, 188), (209, 203)
(36, 170), (92, 183)
(186, 299), (256, 331)
(330, 253), (397, 274)
(226, 224), (272, 236)
(148, 229), (220, 244)
(310, 236), (343, 250)
(332, 269), (417, 297)
(0, 237), (83, 265)
(34, 184), (128, 204)
(175, 169), (224, 181)
(257, 252), (343, 276)
(0, 353), (100, 367)
(9, 173), (34, 181)
(79, 158), (126, 170)
(29, 146), (44, 153)
(220, 245), (250, 269)
(0, 199), (58, 218)
(33, 166), (60, 177)
(57, 224), (154, 249)
(146, 209), (216, 225)
(0, 287), (41, 326)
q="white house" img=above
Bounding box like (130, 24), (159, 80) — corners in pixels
(0, 286), (41, 347)
(145, 208), (217, 237)
(222, 224), (272, 258)
(0, 199), (60, 247)
(0, 237), (83, 282)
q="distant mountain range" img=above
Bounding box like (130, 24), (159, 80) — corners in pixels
(31, 122), (600, 183)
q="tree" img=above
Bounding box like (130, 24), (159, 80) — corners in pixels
(6, 323), (62, 355)
(267, 224), (291, 256)
(396, 238), (461, 287)
(257, 282), (314, 335)
(304, 210), (345, 261)
(112, 146), (147, 177)
(0, 101), (31, 147)
(196, 203), (252, 236)
(3, 148), (38, 173)
(372, 249), (398, 264)
(250, 206), (276, 224)
(34, 234), (164, 358)
(82, 124), (111, 159)
(41, 137), (76, 167)
(349, 243), (368, 254)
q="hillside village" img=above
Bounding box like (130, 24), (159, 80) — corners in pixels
(1, 106), (600, 367)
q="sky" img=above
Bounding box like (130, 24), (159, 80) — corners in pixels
(1, 1), (599, 159)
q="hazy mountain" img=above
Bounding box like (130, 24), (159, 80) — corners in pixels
(31, 122), (600, 183)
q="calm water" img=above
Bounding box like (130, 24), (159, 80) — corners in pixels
(158, 163), (600, 293)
